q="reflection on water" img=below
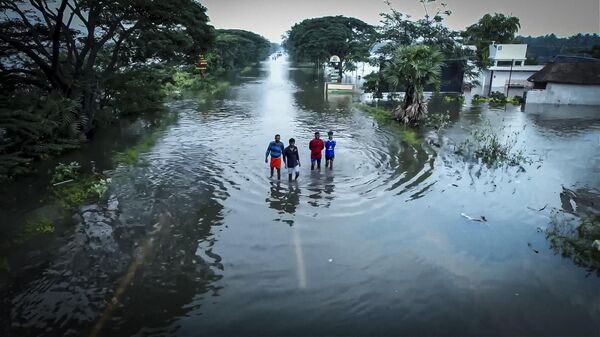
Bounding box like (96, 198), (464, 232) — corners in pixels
(2, 56), (600, 336)
(547, 187), (600, 276)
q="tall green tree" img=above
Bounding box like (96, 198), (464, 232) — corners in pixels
(283, 16), (376, 79)
(0, 0), (214, 132)
(378, 0), (461, 58)
(375, 0), (479, 89)
(463, 13), (521, 68)
(383, 45), (444, 125)
(209, 29), (270, 71)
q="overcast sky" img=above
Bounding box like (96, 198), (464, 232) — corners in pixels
(202, 0), (600, 42)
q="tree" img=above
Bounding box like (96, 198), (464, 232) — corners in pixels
(375, 0), (479, 89)
(283, 16), (375, 80)
(210, 29), (270, 71)
(0, 0), (214, 133)
(378, 0), (461, 59)
(463, 13), (521, 68)
(383, 45), (443, 125)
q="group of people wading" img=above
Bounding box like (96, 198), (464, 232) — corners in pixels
(265, 131), (336, 181)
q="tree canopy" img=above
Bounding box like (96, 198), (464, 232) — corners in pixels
(0, 0), (215, 130)
(283, 16), (375, 71)
(210, 29), (270, 70)
(462, 13), (521, 68)
(383, 45), (444, 124)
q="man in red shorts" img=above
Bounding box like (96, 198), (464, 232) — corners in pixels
(265, 134), (285, 180)
(309, 131), (325, 170)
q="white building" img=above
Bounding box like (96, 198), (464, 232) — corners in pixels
(526, 58), (600, 106)
(471, 43), (544, 97)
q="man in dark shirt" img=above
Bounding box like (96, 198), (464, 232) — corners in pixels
(283, 138), (301, 181)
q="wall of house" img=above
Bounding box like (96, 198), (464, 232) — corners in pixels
(526, 83), (600, 105)
(473, 70), (538, 97)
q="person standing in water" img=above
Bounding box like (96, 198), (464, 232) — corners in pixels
(325, 131), (336, 170)
(283, 138), (301, 181)
(265, 134), (285, 180)
(309, 131), (325, 170)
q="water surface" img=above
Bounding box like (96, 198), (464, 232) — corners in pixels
(2, 56), (600, 336)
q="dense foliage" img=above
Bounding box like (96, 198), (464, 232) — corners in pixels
(0, 1), (271, 181)
(462, 13), (521, 68)
(209, 29), (271, 71)
(283, 16), (376, 77)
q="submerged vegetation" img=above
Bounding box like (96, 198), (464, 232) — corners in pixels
(50, 161), (111, 209)
(472, 92), (524, 105)
(455, 121), (531, 167)
(353, 104), (421, 146)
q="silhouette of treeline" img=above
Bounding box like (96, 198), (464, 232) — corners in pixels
(516, 34), (600, 63)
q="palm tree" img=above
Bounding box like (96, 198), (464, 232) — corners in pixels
(383, 45), (444, 125)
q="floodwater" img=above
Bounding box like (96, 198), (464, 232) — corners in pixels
(1, 56), (600, 336)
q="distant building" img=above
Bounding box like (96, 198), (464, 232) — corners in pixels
(471, 43), (544, 97)
(526, 56), (600, 106)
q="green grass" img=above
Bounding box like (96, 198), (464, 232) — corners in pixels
(354, 104), (422, 146)
(354, 104), (393, 122)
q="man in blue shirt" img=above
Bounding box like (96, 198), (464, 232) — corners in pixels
(265, 134), (285, 180)
(325, 131), (336, 170)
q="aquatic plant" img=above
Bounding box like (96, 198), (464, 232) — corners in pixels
(456, 121), (531, 166)
(89, 178), (112, 200)
(426, 112), (451, 131)
(51, 161), (82, 184)
(51, 175), (111, 209)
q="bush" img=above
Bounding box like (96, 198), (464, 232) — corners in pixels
(426, 112), (451, 130)
(472, 92), (523, 105)
(456, 121), (531, 166)
(51, 161), (81, 184)
(0, 92), (82, 181)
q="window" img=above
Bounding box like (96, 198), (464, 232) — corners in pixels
(498, 46), (503, 50)
(497, 60), (513, 66)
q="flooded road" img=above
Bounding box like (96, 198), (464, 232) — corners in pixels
(2, 57), (600, 336)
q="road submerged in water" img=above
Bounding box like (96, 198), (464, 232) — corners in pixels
(2, 56), (600, 336)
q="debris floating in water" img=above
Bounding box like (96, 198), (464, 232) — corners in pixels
(461, 213), (487, 222)
(328, 258), (333, 263)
